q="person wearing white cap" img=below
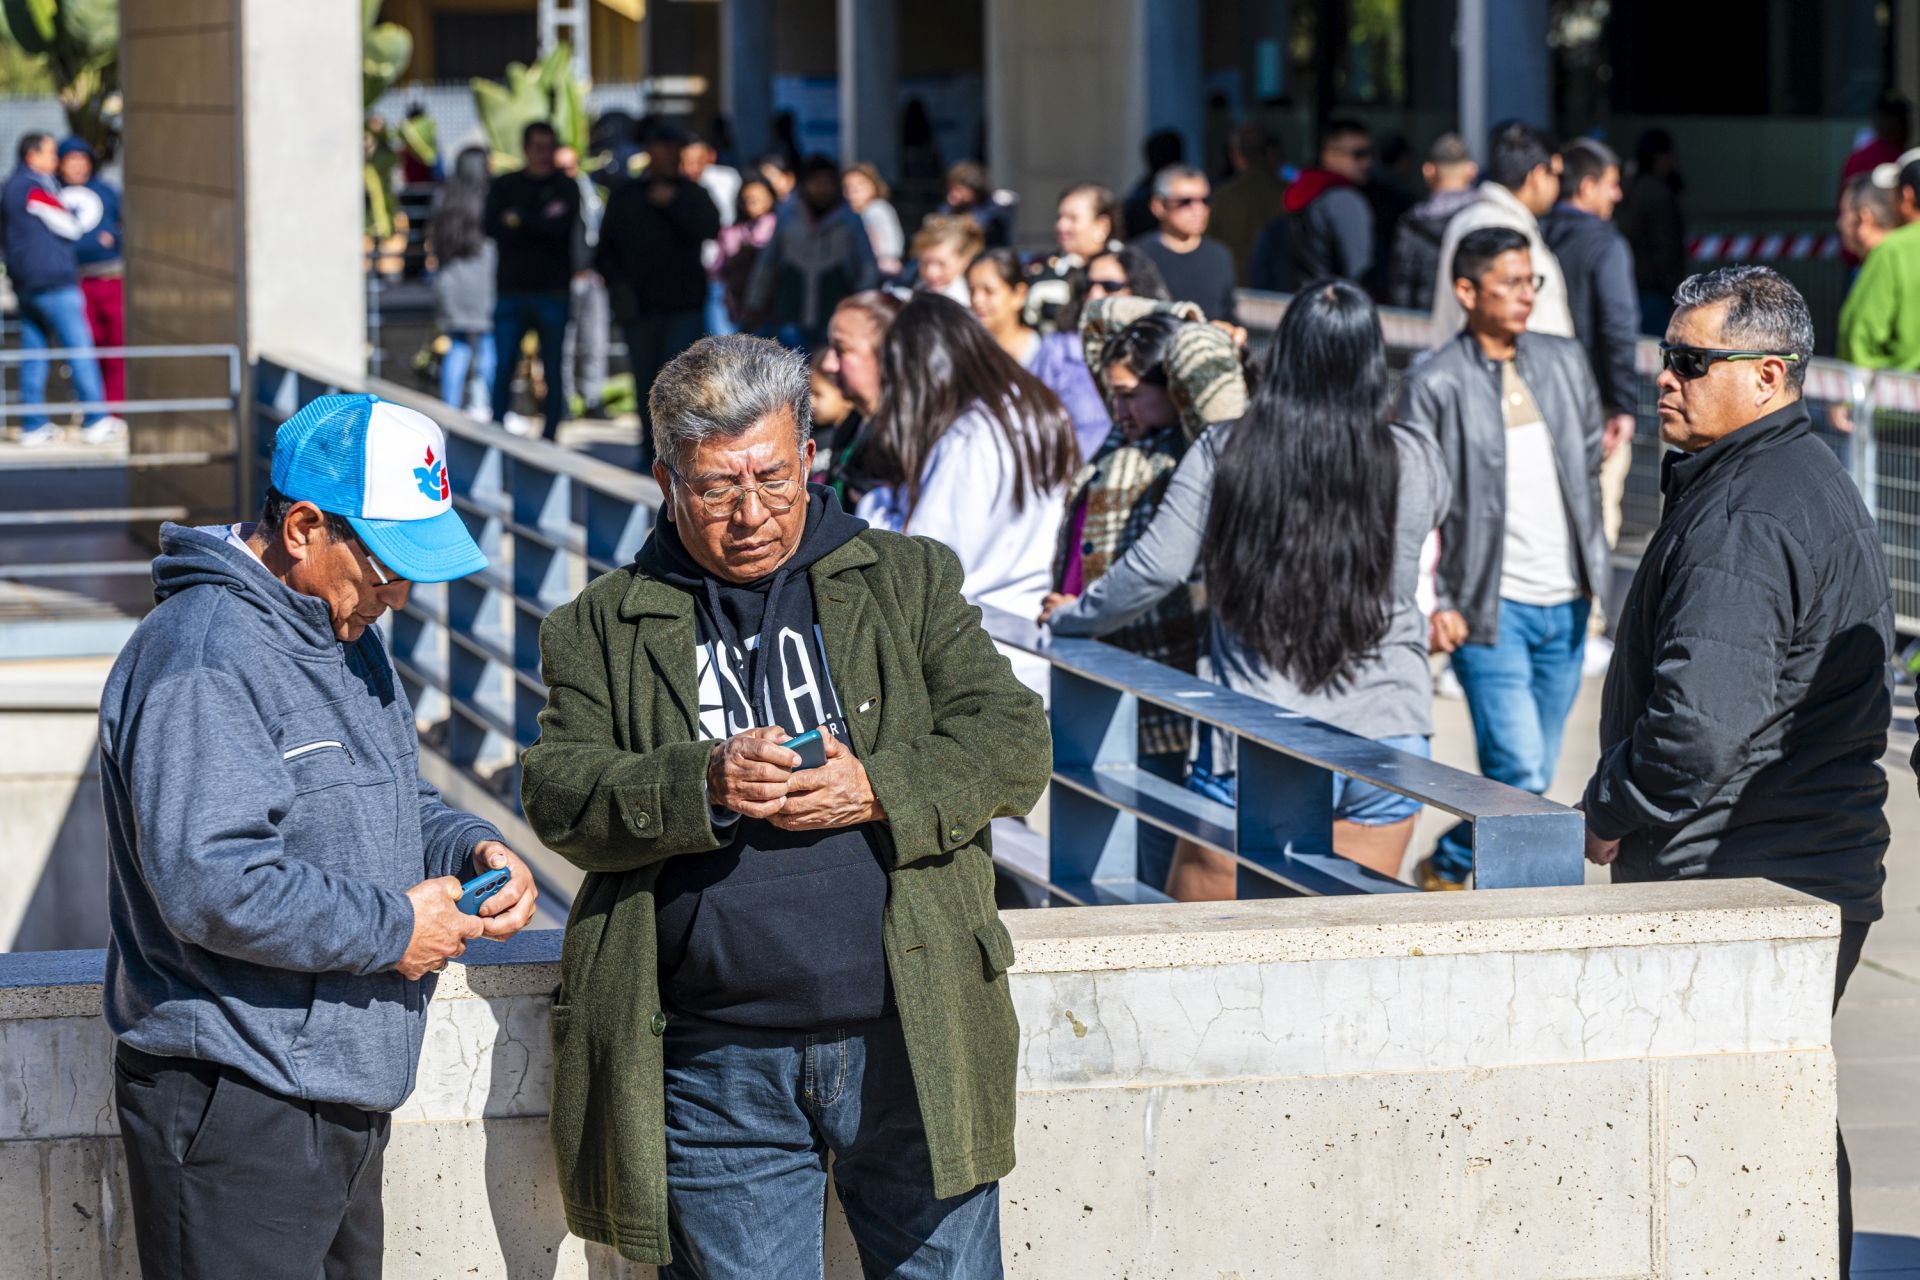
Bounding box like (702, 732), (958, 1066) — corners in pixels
(98, 393), (539, 1278)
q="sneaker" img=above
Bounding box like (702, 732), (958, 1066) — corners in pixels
(501, 412), (541, 438)
(1415, 856), (1467, 892)
(16, 423), (59, 447)
(1434, 666), (1465, 701)
(79, 415), (128, 445)
(1582, 635), (1614, 679)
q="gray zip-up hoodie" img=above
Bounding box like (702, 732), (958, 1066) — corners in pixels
(98, 524), (501, 1110)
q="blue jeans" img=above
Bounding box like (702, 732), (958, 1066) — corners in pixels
(703, 278), (735, 337)
(661, 1010), (1003, 1280)
(439, 330), (495, 414)
(1187, 733), (1431, 826)
(1431, 597), (1590, 883)
(490, 291), (570, 438)
(19, 285), (105, 428)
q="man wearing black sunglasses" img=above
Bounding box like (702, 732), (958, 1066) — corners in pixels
(1249, 117), (1374, 293)
(1129, 164), (1237, 324)
(1580, 265), (1892, 1274)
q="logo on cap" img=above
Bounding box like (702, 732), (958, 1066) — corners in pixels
(414, 446), (449, 502)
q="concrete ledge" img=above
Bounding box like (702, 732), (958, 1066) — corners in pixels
(0, 880), (1840, 1276)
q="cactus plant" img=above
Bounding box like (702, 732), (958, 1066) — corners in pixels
(0, 0), (119, 156)
(472, 43), (589, 171)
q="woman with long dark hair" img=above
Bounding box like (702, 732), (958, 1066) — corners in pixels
(429, 146), (497, 415)
(1045, 279), (1449, 893)
(857, 291), (1079, 627)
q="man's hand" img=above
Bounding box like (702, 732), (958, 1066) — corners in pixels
(1429, 609), (1469, 655)
(1828, 403), (1856, 436)
(770, 732), (885, 831)
(709, 726), (799, 819)
(397, 877), (485, 980)
(1038, 592), (1078, 625)
(469, 840), (539, 940)
(1602, 412), (1636, 459)
(1585, 826), (1621, 866)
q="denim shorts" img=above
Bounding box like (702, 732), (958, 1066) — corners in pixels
(1186, 733), (1431, 827)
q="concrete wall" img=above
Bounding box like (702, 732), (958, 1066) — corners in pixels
(121, 0), (365, 519)
(0, 880), (1838, 1277)
(0, 660), (113, 954)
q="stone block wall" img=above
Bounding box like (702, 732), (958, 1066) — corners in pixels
(0, 881), (1837, 1277)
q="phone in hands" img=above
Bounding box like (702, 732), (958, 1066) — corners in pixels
(457, 867), (511, 916)
(781, 728), (828, 770)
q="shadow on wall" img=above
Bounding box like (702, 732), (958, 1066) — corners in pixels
(7, 764), (111, 952)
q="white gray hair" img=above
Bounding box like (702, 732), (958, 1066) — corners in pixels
(648, 334), (813, 471)
(1152, 164), (1208, 201)
(1672, 266), (1814, 394)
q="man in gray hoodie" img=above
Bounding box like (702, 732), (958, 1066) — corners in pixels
(99, 393), (539, 1279)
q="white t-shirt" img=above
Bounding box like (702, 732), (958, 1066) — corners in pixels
(1498, 362), (1579, 606)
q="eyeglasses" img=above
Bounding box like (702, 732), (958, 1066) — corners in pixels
(352, 538), (409, 588)
(1164, 195), (1210, 209)
(681, 473), (802, 516)
(1659, 343), (1802, 381)
(1484, 274), (1546, 296)
(1087, 277), (1130, 294)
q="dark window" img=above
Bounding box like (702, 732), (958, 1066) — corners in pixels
(433, 11), (539, 83)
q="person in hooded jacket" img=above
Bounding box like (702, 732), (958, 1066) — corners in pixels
(1388, 133), (1479, 311)
(99, 395), (538, 1278)
(520, 334), (1050, 1276)
(1248, 118), (1375, 292)
(744, 155), (879, 351)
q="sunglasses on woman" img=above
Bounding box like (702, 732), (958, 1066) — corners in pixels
(1087, 277), (1130, 294)
(1659, 343), (1801, 381)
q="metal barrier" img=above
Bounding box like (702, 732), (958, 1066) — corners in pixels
(0, 343), (245, 573)
(256, 352), (1590, 909)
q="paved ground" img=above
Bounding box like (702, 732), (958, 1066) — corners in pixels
(1415, 670), (1920, 1273)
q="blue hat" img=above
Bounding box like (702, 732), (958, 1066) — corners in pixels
(56, 137), (93, 161)
(270, 394), (488, 583)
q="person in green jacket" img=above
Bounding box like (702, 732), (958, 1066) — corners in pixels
(521, 333), (1051, 1276)
(1837, 165), (1920, 370)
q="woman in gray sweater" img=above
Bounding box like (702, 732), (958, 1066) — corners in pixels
(1043, 279), (1449, 894)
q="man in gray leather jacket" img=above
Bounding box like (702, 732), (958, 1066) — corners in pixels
(1395, 226), (1607, 889)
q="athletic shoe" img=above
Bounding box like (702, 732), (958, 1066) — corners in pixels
(16, 423), (59, 447)
(79, 415), (128, 444)
(501, 412), (540, 438)
(1416, 857), (1467, 891)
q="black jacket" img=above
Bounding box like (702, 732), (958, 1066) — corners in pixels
(595, 175), (721, 318)
(1394, 330), (1609, 644)
(1387, 188), (1476, 312)
(1539, 204), (1640, 416)
(1583, 403), (1893, 922)
(483, 169), (581, 295)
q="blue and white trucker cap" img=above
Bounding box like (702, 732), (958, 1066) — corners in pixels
(270, 394), (488, 583)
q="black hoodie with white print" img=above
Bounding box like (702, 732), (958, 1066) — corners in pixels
(650, 489), (893, 1029)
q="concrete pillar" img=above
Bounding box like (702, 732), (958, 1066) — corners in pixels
(122, 0), (364, 517)
(985, 0), (1143, 245)
(722, 0), (774, 163)
(1458, 0), (1551, 161)
(837, 0), (898, 177)
(1142, 0), (1203, 172)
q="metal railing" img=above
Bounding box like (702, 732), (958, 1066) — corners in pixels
(255, 352), (1590, 910)
(0, 343), (245, 575)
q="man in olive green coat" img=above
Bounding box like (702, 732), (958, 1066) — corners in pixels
(521, 334), (1050, 1276)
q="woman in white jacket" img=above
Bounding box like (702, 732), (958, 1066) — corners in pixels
(856, 292), (1080, 630)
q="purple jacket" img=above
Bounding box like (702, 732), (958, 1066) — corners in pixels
(1026, 331), (1111, 462)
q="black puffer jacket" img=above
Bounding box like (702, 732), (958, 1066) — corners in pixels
(1583, 402), (1894, 921)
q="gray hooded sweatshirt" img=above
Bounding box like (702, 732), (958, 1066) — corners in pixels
(98, 523), (501, 1111)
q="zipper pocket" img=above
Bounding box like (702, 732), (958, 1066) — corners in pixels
(282, 740), (352, 763)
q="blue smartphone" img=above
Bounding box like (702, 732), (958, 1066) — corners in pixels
(781, 728), (828, 770)
(457, 867), (511, 916)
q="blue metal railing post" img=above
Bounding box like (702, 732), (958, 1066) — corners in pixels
(1048, 667), (1142, 893)
(1470, 812), (1588, 889)
(1234, 738), (1335, 900)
